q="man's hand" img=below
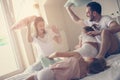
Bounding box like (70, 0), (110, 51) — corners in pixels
(87, 31), (100, 37)
(68, 3), (74, 8)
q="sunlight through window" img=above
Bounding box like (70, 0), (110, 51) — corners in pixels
(0, 0), (38, 78)
(0, 5), (18, 76)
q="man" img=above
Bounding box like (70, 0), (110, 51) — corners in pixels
(66, 2), (120, 58)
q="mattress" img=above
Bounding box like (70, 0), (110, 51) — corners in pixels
(6, 54), (120, 80)
(80, 54), (120, 80)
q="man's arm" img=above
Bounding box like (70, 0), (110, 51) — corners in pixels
(108, 21), (120, 34)
(66, 4), (82, 23)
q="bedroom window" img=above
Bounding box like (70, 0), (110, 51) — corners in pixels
(0, 11), (22, 77)
(0, 0), (23, 79)
(0, 0), (38, 79)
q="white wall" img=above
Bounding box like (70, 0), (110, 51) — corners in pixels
(41, 0), (87, 50)
(44, 4), (69, 51)
(63, 6), (87, 50)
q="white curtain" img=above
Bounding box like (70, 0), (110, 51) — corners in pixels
(1, 0), (15, 27)
(0, 1), (24, 79)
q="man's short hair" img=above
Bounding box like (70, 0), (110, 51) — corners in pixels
(87, 2), (102, 14)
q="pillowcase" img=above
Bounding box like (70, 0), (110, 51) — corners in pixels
(40, 57), (61, 68)
(64, 0), (92, 7)
(11, 15), (36, 30)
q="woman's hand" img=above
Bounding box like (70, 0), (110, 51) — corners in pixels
(75, 44), (81, 49)
(48, 52), (57, 59)
(51, 25), (62, 43)
(51, 25), (60, 35)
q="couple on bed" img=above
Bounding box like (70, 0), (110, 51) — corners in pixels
(25, 1), (120, 80)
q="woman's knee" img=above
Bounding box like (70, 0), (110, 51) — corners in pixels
(37, 68), (54, 80)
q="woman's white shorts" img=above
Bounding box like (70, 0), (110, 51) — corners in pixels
(74, 43), (98, 58)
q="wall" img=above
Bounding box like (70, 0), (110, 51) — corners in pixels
(63, 6), (87, 50)
(93, 0), (120, 17)
(41, 0), (87, 50)
(43, 1), (69, 51)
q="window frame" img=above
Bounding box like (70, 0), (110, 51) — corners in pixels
(0, 0), (25, 79)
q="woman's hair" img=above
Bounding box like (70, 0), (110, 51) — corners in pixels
(88, 58), (109, 74)
(83, 26), (94, 32)
(33, 16), (45, 36)
(34, 16), (44, 27)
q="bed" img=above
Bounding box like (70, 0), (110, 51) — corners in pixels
(5, 54), (120, 80)
(80, 54), (120, 80)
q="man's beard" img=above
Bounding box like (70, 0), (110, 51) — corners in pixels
(89, 15), (94, 21)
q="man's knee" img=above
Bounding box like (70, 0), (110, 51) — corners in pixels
(101, 29), (112, 36)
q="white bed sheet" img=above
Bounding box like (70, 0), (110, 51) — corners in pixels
(80, 54), (120, 80)
(5, 72), (36, 80)
(6, 54), (120, 80)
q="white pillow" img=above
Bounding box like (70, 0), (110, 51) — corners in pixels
(64, 0), (92, 7)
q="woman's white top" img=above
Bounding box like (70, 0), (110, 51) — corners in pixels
(79, 33), (97, 44)
(32, 28), (57, 57)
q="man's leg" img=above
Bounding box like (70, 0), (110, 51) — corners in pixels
(96, 29), (119, 58)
